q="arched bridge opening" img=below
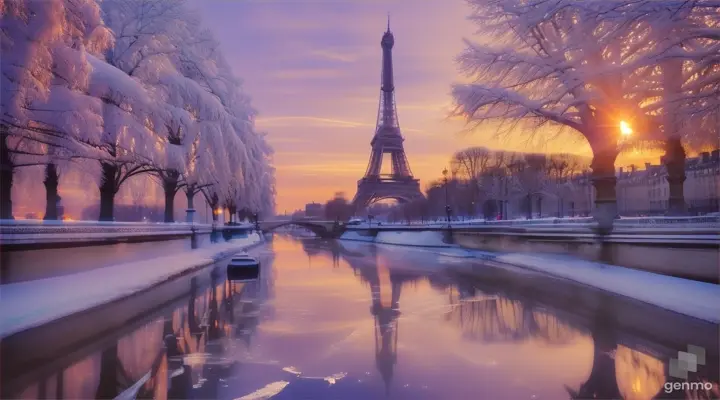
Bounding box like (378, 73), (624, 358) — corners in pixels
(259, 220), (346, 239)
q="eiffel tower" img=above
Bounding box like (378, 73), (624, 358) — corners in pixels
(351, 18), (424, 210)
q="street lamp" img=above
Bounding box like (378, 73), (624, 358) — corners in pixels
(253, 212), (260, 232)
(442, 168), (451, 225)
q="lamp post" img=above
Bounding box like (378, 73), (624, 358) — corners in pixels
(442, 168), (451, 226)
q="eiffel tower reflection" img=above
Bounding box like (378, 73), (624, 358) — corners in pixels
(347, 246), (424, 395)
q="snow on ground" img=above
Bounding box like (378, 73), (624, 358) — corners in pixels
(0, 233), (262, 338)
(492, 253), (720, 323)
(342, 229), (486, 248)
(339, 231), (376, 242)
(341, 229), (443, 246)
(375, 230), (449, 247)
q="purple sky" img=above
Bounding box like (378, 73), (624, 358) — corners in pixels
(192, 0), (620, 212)
(8, 0), (664, 220)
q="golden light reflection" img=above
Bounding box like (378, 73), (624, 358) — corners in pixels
(60, 354), (102, 400)
(615, 345), (664, 400)
(620, 120), (633, 136)
(118, 319), (166, 379)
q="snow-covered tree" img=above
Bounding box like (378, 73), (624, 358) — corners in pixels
(545, 153), (589, 217)
(1, 0), (112, 219)
(454, 0), (718, 224)
(2, 0), (275, 222)
(92, 0), (206, 221)
(507, 154), (552, 219)
(147, 3), (275, 222)
(585, 0), (719, 214)
(452, 0), (653, 228)
(83, 54), (161, 220)
(167, 17), (248, 222)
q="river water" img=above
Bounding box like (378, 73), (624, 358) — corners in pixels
(3, 235), (718, 399)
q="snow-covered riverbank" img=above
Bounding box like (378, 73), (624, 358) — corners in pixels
(339, 230), (720, 323)
(0, 233), (263, 338)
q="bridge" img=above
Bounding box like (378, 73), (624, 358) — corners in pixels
(258, 218), (346, 238)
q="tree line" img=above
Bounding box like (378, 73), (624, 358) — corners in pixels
(319, 147), (591, 222)
(382, 147), (591, 222)
(1, 0), (276, 222)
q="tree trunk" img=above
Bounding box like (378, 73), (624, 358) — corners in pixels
(537, 195), (542, 218)
(0, 131), (14, 220)
(590, 149), (619, 232)
(98, 162), (117, 221)
(43, 163), (60, 220)
(185, 185), (195, 223)
(162, 172), (179, 223)
(526, 194), (532, 219)
(209, 194), (219, 223)
(663, 137), (687, 216)
(186, 188), (195, 209)
(95, 344), (121, 399)
(558, 198), (563, 218)
(163, 187), (176, 223)
(228, 206), (237, 223)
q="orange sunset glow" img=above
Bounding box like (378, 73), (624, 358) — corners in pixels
(191, 0), (662, 212)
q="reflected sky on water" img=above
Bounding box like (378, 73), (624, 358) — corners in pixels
(5, 235), (719, 399)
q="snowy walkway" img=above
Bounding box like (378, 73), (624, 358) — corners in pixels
(489, 253), (720, 324)
(0, 234), (262, 338)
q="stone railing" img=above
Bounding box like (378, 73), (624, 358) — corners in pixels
(353, 216), (719, 230)
(0, 220), (254, 247)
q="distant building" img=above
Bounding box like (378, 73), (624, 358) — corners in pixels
(617, 149), (719, 215)
(501, 149), (719, 218)
(304, 202), (324, 218)
(685, 150), (720, 214)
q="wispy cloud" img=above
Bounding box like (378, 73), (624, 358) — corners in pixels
(397, 102), (453, 112)
(310, 49), (359, 63)
(266, 136), (309, 145)
(257, 115), (427, 134)
(257, 116), (374, 129)
(270, 68), (347, 80)
(275, 163), (367, 176)
(277, 151), (364, 159)
(347, 96), (378, 104)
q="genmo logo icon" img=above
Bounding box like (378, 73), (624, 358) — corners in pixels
(663, 345), (714, 394)
(669, 344), (705, 380)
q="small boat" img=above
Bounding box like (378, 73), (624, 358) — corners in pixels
(227, 253), (260, 281)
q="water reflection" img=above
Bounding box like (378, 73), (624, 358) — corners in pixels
(566, 301), (622, 399)
(7, 254), (273, 399)
(5, 237), (718, 399)
(301, 237), (718, 400)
